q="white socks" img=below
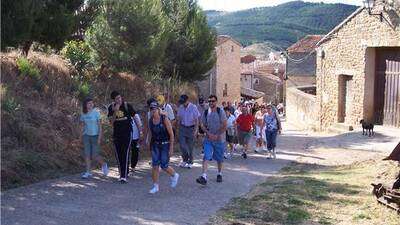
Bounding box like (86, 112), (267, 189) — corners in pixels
(202, 173), (207, 179)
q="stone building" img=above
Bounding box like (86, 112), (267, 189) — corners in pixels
(196, 35), (242, 103)
(240, 55), (284, 103)
(286, 35), (323, 87)
(316, 2), (400, 130)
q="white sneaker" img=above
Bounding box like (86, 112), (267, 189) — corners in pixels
(186, 163), (193, 169)
(102, 163), (109, 176)
(179, 162), (187, 168)
(170, 173), (180, 188)
(81, 172), (92, 179)
(149, 185), (159, 194)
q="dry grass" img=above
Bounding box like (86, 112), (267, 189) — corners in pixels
(210, 159), (400, 225)
(1, 51), (197, 190)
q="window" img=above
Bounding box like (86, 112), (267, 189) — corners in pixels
(231, 46), (234, 52)
(223, 83), (228, 97)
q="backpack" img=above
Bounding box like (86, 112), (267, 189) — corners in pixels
(203, 107), (222, 127)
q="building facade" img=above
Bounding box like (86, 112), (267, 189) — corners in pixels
(196, 35), (242, 103)
(316, 3), (400, 130)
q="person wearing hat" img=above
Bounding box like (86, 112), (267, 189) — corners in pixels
(107, 91), (136, 183)
(177, 94), (200, 168)
(156, 94), (175, 125)
(148, 101), (179, 194)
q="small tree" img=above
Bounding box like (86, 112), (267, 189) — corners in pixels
(1, 0), (84, 56)
(86, 0), (169, 75)
(161, 0), (216, 82)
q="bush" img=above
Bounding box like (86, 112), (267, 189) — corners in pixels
(16, 58), (40, 80)
(61, 40), (92, 81)
(78, 82), (90, 100)
(2, 97), (20, 113)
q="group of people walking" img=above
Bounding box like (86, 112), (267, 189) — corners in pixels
(78, 91), (281, 194)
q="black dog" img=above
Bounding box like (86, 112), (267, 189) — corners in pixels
(360, 119), (374, 136)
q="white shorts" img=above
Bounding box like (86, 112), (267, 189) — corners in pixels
(255, 125), (266, 141)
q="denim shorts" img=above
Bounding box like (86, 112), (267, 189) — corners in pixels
(203, 139), (225, 163)
(82, 135), (100, 157)
(151, 143), (170, 169)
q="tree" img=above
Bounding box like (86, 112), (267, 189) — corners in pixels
(86, 0), (169, 75)
(1, 0), (84, 56)
(161, 0), (216, 82)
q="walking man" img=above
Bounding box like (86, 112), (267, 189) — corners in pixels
(196, 95), (227, 185)
(177, 94), (200, 168)
(108, 91), (136, 183)
(236, 105), (255, 159)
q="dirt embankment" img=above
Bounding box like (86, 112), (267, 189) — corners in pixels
(1, 52), (196, 190)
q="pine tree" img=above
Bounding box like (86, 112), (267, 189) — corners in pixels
(1, 0), (84, 56)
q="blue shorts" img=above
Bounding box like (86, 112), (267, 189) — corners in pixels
(82, 135), (100, 158)
(203, 139), (225, 163)
(151, 143), (170, 169)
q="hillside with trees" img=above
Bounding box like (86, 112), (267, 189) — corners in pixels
(1, 0), (213, 189)
(205, 1), (358, 49)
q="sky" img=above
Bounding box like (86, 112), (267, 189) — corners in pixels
(198, 0), (362, 12)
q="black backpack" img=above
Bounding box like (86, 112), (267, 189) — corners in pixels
(203, 107), (222, 127)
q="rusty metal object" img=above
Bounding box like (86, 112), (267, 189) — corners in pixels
(371, 183), (400, 213)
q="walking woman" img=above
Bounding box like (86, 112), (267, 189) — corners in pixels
(148, 101), (179, 194)
(80, 98), (109, 178)
(262, 104), (282, 159)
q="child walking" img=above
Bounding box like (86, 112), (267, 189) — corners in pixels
(80, 98), (109, 178)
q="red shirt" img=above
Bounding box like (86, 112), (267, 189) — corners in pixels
(236, 114), (254, 132)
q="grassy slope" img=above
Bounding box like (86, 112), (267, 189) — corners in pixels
(0, 52), (159, 190)
(206, 1), (358, 49)
(210, 159), (399, 225)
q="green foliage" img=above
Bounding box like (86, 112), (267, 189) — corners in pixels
(78, 82), (90, 100)
(2, 97), (21, 113)
(86, 0), (169, 75)
(16, 58), (40, 80)
(86, 0), (215, 82)
(205, 1), (357, 49)
(1, 0), (84, 55)
(61, 40), (92, 81)
(161, 0), (216, 81)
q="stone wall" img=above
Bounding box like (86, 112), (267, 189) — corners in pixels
(254, 74), (283, 104)
(215, 40), (241, 103)
(316, 7), (400, 130)
(286, 75), (316, 87)
(286, 86), (318, 130)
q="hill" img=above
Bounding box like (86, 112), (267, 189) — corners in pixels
(205, 1), (358, 50)
(0, 52), (196, 190)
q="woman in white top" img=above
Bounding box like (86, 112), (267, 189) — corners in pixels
(224, 107), (236, 159)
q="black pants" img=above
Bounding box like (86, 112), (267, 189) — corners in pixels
(130, 139), (139, 170)
(113, 136), (132, 179)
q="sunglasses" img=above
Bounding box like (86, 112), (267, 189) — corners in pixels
(208, 100), (216, 103)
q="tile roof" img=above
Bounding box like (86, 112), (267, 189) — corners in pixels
(241, 54), (257, 64)
(287, 35), (324, 53)
(217, 35), (242, 47)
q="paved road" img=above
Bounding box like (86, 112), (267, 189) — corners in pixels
(2, 123), (399, 225)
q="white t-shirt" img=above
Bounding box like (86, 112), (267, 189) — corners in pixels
(131, 114), (143, 140)
(227, 114), (236, 136)
(163, 103), (175, 121)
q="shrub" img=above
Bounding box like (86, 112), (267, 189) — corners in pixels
(2, 97), (20, 113)
(16, 57), (40, 80)
(78, 82), (90, 100)
(61, 40), (92, 81)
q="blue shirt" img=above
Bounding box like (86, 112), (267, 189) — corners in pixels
(177, 103), (200, 127)
(80, 109), (101, 136)
(264, 113), (277, 131)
